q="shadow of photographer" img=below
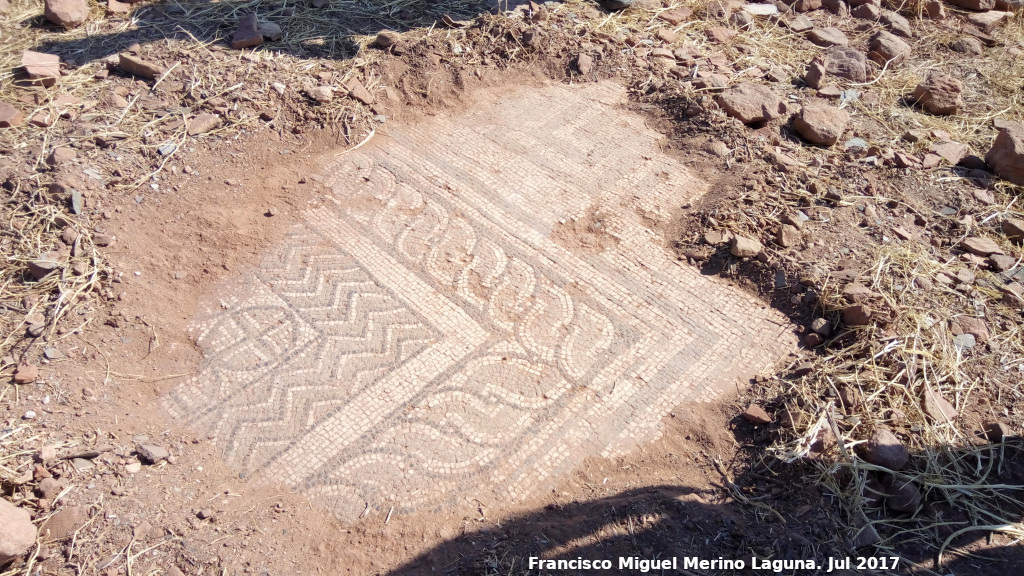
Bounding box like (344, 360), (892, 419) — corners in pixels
(380, 436), (1024, 575)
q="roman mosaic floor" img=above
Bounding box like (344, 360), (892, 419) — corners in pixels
(166, 81), (796, 522)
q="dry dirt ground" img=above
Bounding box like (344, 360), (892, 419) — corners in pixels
(3, 0), (1024, 575)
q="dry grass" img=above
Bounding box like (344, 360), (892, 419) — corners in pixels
(768, 235), (1024, 562)
(0, 199), (108, 374)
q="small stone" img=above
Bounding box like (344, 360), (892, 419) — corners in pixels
(717, 82), (784, 125)
(742, 404), (772, 424)
(793, 104), (849, 147)
(990, 254), (1017, 271)
(950, 37), (983, 55)
(805, 332), (823, 347)
(28, 252), (61, 280)
(892, 226), (913, 240)
(576, 53), (594, 74)
(806, 46), (868, 88)
(784, 0), (821, 10)
(656, 28), (679, 43)
(691, 72), (730, 91)
(923, 0), (946, 17)
(0, 499), (36, 566)
(71, 457), (93, 471)
(807, 27), (848, 47)
(36, 445), (58, 462)
(257, 21), (282, 42)
(705, 0), (741, 18)
(33, 466), (49, 483)
(37, 477), (62, 499)
(863, 427), (909, 470)
(884, 477), (921, 513)
(811, 317), (832, 337)
(346, 79), (374, 105)
(822, 0), (850, 15)
(39, 506), (87, 541)
(650, 47), (674, 59)
(851, 3), (879, 19)
(777, 224), (801, 247)
(852, 511), (880, 548)
(970, 11), (1011, 33)
(47, 147), (76, 166)
(894, 151), (921, 168)
(948, 0), (995, 10)
(1002, 218), (1024, 243)
(133, 520), (155, 541)
(787, 14), (813, 32)
(791, 362), (814, 377)
(125, 462), (142, 474)
(952, 316), (989, 343)
(961, 236), (1003, 256)
(107, 0), (131, 13)
(21, 51), (61, 87)
(931, 141), (968, 164)
(704, 230), (733, 245)
(952, 333), (976, 352)
(44, 0), (88, 28)
(986, 122), (1024, 186)
(783, 212), (808, 229)
(375, 30), (400, 48)
(93, 234), (114, 247)
(843, 304), (871, 325)
(231, 13), (263, 49)
(657, 7), (691, 25)
(103, 92), (129, 109)
(706, 27), (738, 44)
(984, 421), (1013, 442)
(742, 3), (779, 16)
(730, 235), (763, 258)
(197, 508), (214, 520)
(0, 101), (23, 128)
(923, 386), (958, 422)
(118, 53), (166, 80)
(911, 72), (963, 116)
(14, 364), (38, 384)
(306, 86), (333, 103)
(22, 411), (36, 420)
(880, 10), (913, 38)
(29, 112), (52, 127)
(1001, 282), (1024, 305)
(729, 10), (753, 29)
(136, 444), (170, 464)
(869, 30), (911, 66)
(188, 113), (222, 136)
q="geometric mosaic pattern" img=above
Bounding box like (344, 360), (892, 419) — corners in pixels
(166, 82), (796, 522)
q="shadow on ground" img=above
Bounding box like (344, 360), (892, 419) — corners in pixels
(22, 0), (555, 66)
(382, 439), (1024, 576)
